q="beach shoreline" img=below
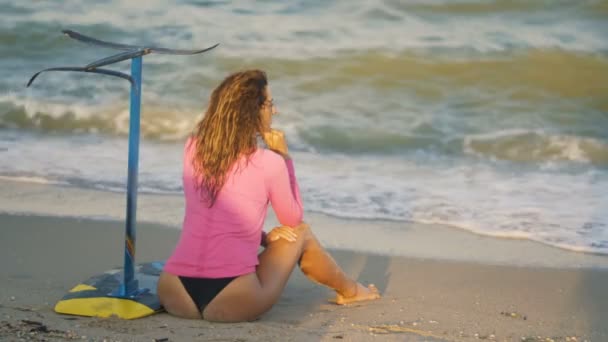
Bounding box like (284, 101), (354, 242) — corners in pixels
(2, 179), (608, 269)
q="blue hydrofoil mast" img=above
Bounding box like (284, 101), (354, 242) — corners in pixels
(27, 30), (218, 316)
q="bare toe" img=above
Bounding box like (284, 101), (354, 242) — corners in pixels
(334, 283), (381, 305)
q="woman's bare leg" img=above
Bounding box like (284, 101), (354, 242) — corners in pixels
(298, 232), (380, 305)
(202, 223), (379, 322)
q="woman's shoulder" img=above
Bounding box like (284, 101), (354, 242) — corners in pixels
(251, 148), (285, 168)
(184, 135), (196, 150)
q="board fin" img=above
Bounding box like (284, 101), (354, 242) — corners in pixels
(62, 29), (219, 55)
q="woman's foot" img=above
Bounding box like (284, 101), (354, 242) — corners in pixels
(334, 283), (380, 305)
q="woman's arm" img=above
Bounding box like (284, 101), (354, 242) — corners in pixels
(267, 155), (303, 227)
(263, 129), (303, 227)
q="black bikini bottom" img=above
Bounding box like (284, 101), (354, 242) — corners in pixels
(178, 275), (237, 312)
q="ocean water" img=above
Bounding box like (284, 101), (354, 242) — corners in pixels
(1, 0), (607, 254)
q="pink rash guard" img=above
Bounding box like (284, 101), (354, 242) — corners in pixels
(163, 137), (303, 278)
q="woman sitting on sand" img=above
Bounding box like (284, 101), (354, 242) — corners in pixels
(157, 69), (379, 322)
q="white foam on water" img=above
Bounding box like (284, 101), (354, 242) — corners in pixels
(463, 129), (608, 164)
(3, 0), (607, 59)
(547, 134), (603, 163)
(0, 93), (201, 140)
(1, 133), (607, 256)
(293, 151), (608, 255)
(0, 174), (67, 185)
(0, 132), (184, 193)
(1, 93), (99, 119)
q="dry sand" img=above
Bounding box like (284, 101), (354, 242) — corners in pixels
(2, 213), (607, 341)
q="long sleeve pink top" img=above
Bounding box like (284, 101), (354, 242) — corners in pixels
(164, 138), (303, 278)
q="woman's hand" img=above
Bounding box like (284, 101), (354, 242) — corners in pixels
(265, 225), (298, 245)
(263, 129), (290, 159)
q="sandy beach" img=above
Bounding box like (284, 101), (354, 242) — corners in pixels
(1, 182), (608, 341)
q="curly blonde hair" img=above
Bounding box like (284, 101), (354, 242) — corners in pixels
(191, 69), (268, 206)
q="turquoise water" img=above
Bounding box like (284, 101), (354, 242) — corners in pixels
(0, 0), (607, 253)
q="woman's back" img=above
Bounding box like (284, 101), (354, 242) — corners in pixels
(164, 137), (303, 278)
